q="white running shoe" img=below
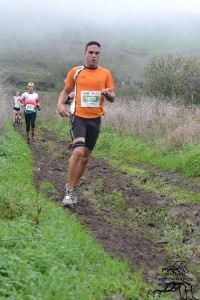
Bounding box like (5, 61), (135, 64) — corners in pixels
(61, 185), (77, 207)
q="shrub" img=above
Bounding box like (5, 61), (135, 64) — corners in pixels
(145, 55), (200, 103)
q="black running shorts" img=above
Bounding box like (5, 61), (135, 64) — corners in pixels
(70, 115), (101, 150)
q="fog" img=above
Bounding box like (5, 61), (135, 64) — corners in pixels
(1, 0), (200, 58)
(1, 0), (200, 84)
(1, 0), (200, 34)
(2, 0), (200, 19)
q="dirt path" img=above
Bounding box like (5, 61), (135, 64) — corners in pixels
(17, 126), (200, 289)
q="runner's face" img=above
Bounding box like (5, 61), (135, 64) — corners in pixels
(28, 86), (34, 93)
(85, 45), (101, 68)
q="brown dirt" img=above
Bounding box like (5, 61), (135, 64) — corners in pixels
(17, 126), (200, 288)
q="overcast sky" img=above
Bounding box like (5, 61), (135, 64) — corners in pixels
(1, 0), (200, 40)
(1, 0), (200, 20)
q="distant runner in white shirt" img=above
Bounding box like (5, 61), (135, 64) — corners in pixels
(19, 82), (41, 143)
(12, 91), (21, 126)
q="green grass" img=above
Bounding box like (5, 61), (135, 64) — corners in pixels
(1, 123), (164, 300)
(94, 126), (200, 178)
(157, 142), (200, 176)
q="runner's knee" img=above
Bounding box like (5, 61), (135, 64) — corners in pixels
(73, 140), (85, 150)
(72, 141), (85, 160)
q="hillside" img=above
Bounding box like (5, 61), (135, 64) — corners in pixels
(1, 12), (200, 89)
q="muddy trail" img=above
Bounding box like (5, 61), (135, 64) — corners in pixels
(17, 125), (200, 289)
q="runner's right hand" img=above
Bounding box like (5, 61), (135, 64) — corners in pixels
(57, 103), (70, 117)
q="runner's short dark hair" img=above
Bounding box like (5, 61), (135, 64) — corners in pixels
(85, 41), (101, 51)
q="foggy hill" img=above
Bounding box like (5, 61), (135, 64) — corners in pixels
(1, 10), (200, 87)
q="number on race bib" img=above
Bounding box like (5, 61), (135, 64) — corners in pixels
(81, 91), (101, 107)
(26, 104), (35, 111)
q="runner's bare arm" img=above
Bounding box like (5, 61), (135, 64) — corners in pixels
(57, 87), (73, 117)
(101, 88), (115, 103)
(18, 97), (25, 108)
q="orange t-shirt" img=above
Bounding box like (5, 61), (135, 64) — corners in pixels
(65, 66), (115, 118)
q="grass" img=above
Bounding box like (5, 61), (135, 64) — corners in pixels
(95, 126), (200, 181)
(1, 123), (164, 300)
(104, 191), (126, 212)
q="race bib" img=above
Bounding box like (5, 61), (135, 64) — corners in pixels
(81, 91), (101, 107)
(26, 104), (35, 111)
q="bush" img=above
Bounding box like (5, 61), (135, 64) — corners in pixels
(145, 55), (200, 103)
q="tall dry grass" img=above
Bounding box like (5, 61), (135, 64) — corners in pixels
(38, 91), (60, 121)
(103, 96), (200, 150)
(32, 91), (200, 151)
(0, 84), (13, 138)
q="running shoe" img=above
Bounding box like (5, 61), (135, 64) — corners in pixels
(61, 185), (77, 207)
